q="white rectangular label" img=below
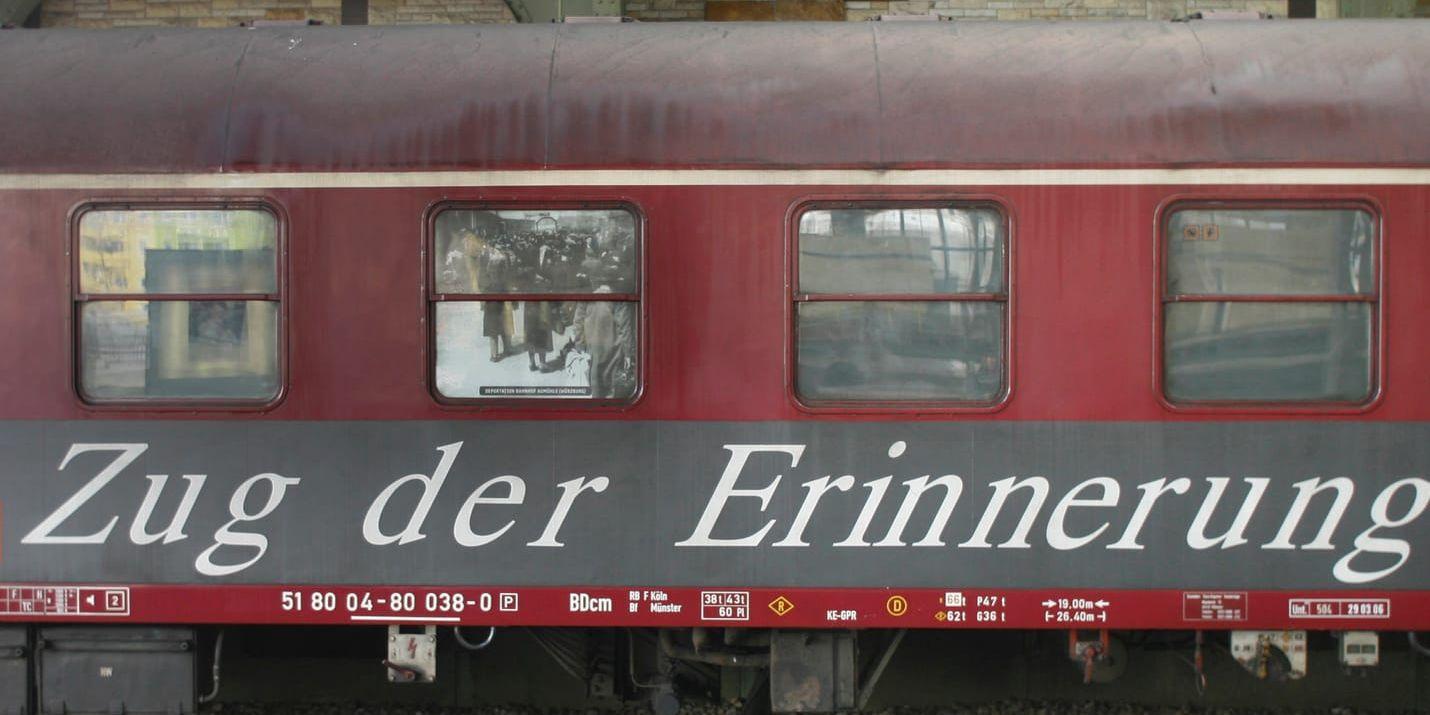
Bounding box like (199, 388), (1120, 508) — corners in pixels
(700, 591), (750, 621)
(0, 585), (130, 616)
(1288, 598), (1390, 619)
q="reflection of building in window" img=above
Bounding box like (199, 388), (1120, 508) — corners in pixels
(795, 206), (1007, 404)
(432, 208), (639, 401)
(1163, 207), (1376, 404)
(146, 249), (275, 391)
(75, 209), (280, 402)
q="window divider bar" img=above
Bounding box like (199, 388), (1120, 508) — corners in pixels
(75, 293), (280, 302)
(432, 293), (640, 303)
(795, 292), (1007, 303)
(1163, 294), (1375, 304)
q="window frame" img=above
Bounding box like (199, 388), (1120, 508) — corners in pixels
(68, 198), (289, 411)
(423, 199), (647, 409)
(786, 197), (1015, 413)
(1153, 197), (1385, 414)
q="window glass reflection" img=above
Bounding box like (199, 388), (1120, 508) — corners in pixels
(1167, 209), (1373, 296)
(80, 301), (280, 400)
(1165, 302), (1372, 403)
(799, 208), (1005, 295)
(797, 301), (1003, 402)
(79, 210), (277, 294)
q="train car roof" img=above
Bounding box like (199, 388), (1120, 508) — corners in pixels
(1, 20), (1427, 172)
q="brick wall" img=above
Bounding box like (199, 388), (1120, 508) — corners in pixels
(41, 0), (513, 28)
(624, 0), (703, 19)
(369, 0), (513, 24)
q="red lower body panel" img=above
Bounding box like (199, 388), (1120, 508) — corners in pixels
(0, 584), (1420, 630)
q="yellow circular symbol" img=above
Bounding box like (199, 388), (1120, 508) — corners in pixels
(934, 611), (946, 622)
(886, 595), (908, 617)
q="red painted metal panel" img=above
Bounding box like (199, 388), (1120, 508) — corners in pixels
(1, 183), (1427, 421)
(0, 584), (1423, 630)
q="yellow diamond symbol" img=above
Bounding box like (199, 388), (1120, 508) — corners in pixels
(769, 596), (795, 616)
(934, 611), (947, 622)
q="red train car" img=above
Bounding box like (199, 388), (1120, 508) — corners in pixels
(0, 18), (1428, 706)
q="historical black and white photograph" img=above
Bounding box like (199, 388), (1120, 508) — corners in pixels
(433, 209), (639, 400)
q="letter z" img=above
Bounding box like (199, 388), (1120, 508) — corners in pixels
(23, 444), (147, 545)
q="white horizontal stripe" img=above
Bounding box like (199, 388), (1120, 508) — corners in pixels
(349, 615), (462, 622)
(0, 168), (1426, 190)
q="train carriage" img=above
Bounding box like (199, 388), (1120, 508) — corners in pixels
(0, 18), (1428, 711)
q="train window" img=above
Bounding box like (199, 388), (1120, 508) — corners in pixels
(794, 205), (1007, 404)
(75, 207), (281, 403)
(431, 207), (640, 402)
(1162, 206), (1377, 405)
